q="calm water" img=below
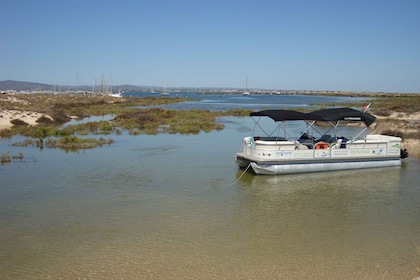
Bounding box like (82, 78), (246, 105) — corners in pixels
(128, 91), (369, 111)
(0, 94), (419, 279)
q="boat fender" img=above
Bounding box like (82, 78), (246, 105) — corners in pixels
(400, 148), (408, 159)
(315, 141), (328, 150)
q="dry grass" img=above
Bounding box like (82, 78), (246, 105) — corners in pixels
(1, 93), (253, 137)
(1, 93), (194, 121)
(371, 96), (420, 116)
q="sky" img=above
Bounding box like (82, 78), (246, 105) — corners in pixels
(1, 0), (419, 93)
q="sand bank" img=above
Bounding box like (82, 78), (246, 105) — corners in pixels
(0, 109), (51, 130)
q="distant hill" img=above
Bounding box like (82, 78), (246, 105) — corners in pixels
(0, 80), (54, 91)
(0, 80), (164, 92)
(0, 80), (220, 93)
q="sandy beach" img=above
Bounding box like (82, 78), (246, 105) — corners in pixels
(0, 109), (52, 130)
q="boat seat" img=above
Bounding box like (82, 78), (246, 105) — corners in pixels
(294, 141), (309, 150)
(317, 134), (332, 143)
(299, 142), (314, 149)
(330, 139), (343, 149)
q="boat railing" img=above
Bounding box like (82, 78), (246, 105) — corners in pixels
(243, 134), (399, 157)
(253, 136), (287, 142)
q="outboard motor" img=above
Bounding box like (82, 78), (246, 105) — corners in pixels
(400, 149), (409, 159)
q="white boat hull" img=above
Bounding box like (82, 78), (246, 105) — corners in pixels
(249, 159), (401, 175)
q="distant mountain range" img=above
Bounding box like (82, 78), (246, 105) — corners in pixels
(2, 79), (413, 95)
(0, 80), (53, 91)
(0, 80), (163, 92)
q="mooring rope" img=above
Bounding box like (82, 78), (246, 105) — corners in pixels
(236, 162), (252, 182)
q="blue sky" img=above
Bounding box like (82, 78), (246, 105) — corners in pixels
(1, 0), (419, 92)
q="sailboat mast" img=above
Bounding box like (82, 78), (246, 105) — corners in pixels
(101, 75), (104, 95)
(242, 74), (250, 95)
(246, 74), (248, 91)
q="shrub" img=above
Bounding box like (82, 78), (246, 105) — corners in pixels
(10, 119), (28, 126)
(1, 153), (11, 164)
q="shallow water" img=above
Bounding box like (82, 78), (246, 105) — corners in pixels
(130, 91), (370, 111)
(1, 97), (419, 279)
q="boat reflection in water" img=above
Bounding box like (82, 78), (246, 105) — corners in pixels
(235, 165), (402, 194)
(232, 166), (415, 278)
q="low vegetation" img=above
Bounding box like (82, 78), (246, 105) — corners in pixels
(11, 136), (113, 151)
(113, 108), (250, 135)
(1, 152), (11, 164)
(0, 93), (192, 116)
(1, 152), (24, 164)
(0, 93), (253, 151)
(1, 92), (418, 154)
(369, 95), (420, 116)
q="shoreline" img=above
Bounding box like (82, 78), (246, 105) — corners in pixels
(1, 108), (418, 157)
(1, 93), (419, 157)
